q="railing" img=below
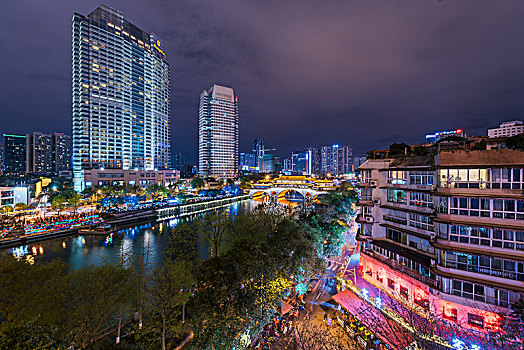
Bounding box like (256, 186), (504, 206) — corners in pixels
(382, 214), (407, 225)
(156, 195), (251, 221)
(362, 249), (438, 289)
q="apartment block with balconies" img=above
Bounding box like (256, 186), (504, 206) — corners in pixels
(356, 148), (523, 332)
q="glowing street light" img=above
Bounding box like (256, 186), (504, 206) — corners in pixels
(362, 288), (369, 300)
(452, 338), (466, 350)
(375, 296), (382, 309)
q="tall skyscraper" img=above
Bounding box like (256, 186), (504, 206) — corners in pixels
(3, 134), (26, 175)
(72, 5), (171, 191)
(198, 84), (239, 179)
(253, 138), (265, 169)
(170, 152), (185, 172)
(26, 132), (54, 174)
(54, 133), (72, 173)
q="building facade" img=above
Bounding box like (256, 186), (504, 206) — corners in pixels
(0, 186), (30, 206)
(291, 150), (307, 174)
(253, 138), (265, 170)
(357, 149), (523, 332)
(3, 134), (26, 175)
(317, 144), (353, 176)
(488, 121), (524, 138)
(170, 152), (185, 172)
(26, 132), (71, 175)
(425, 129), (465, 143)
(72, 5), (171, 191)
(83, 168), (178, 188)
(26, 132), (54, 174)
(54, 133), (72, 173)
(198, 84), (239, 179)
(239, 153), (256, 171)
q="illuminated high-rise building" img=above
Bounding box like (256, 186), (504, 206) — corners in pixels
(198, 84), (238, 179)
(26, 132), (54, 174)
(3, 134), (26, 176)
(253, 138), (265, 169)
(72, 5), (171, 190)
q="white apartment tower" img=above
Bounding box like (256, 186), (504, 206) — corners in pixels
(72, 5), (171, 191)
(198, 84), (239, 179)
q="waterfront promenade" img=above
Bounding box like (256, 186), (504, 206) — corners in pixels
(0, 194), (250, 248)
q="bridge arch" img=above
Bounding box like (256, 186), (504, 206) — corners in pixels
(277, 189), (306, 202)
(252, 191), (270, 202)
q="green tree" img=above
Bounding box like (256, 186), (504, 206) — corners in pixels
(389, 142), (412, 157)
(147, 183), (168, 201)
(166, 221), (201, 265)
(0, 321), (69, 350)
(62, 264), (135, 348)
(0, 257), (68, 327)
(413, 145), (429, 156)
(51, 195), (66, 214)
(318, 188), (358, 223)
(67, 192), (82, 213)
(14, 202), (28, 211)
(144, 261), (195, 350)
(202, 211), (233, 258)
(190, 177), (205, 189)
(189, 211), (323, 349)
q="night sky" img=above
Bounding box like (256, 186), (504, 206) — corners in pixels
(1, 1), (524, 163)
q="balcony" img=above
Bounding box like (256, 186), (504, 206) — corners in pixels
(384, 182), (434, 191)
(356, 198), (373, 207)
(435, 186), (522, 199)
(359, 181), (377, 188)
(434, 213), (524, 231)
(431, 265), (524, 293)
(356, 215), (374, 224)
(382, 214), (407, 226)
(430, 238), (524, 262)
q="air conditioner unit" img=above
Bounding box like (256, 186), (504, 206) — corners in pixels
(373, 199), (381, 205)
(370, 180), (378, 186)
(365, 216), (374, 223)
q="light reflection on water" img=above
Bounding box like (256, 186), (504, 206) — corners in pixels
(1, 200), (252, 271)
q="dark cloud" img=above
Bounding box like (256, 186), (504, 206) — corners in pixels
(1, 0), (524, 162)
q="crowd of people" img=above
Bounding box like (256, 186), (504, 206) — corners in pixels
(0, 212), (102, 239)
(253, 295), (306, 349)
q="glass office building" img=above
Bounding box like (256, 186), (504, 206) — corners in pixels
(198, 84), (239, 179)
(72, 5), (171, 190)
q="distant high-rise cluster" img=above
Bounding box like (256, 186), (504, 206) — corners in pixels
(2, 133), (71, 176)
(198, 84), (239, 179)
(26, 132), (72, 174)
(72, 5), (171, 190)
(306, 144), (352, 176)
(241, 142), (353, 176)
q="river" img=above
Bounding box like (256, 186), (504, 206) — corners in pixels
(0, 200), (254, 271)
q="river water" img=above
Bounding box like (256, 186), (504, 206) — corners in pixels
(0, 200), (254, 270)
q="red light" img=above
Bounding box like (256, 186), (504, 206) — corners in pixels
(456, 129), (463, 133)
(444, 306), (453, 317)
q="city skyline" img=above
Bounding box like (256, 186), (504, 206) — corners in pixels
(2, 1), (524, 162)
